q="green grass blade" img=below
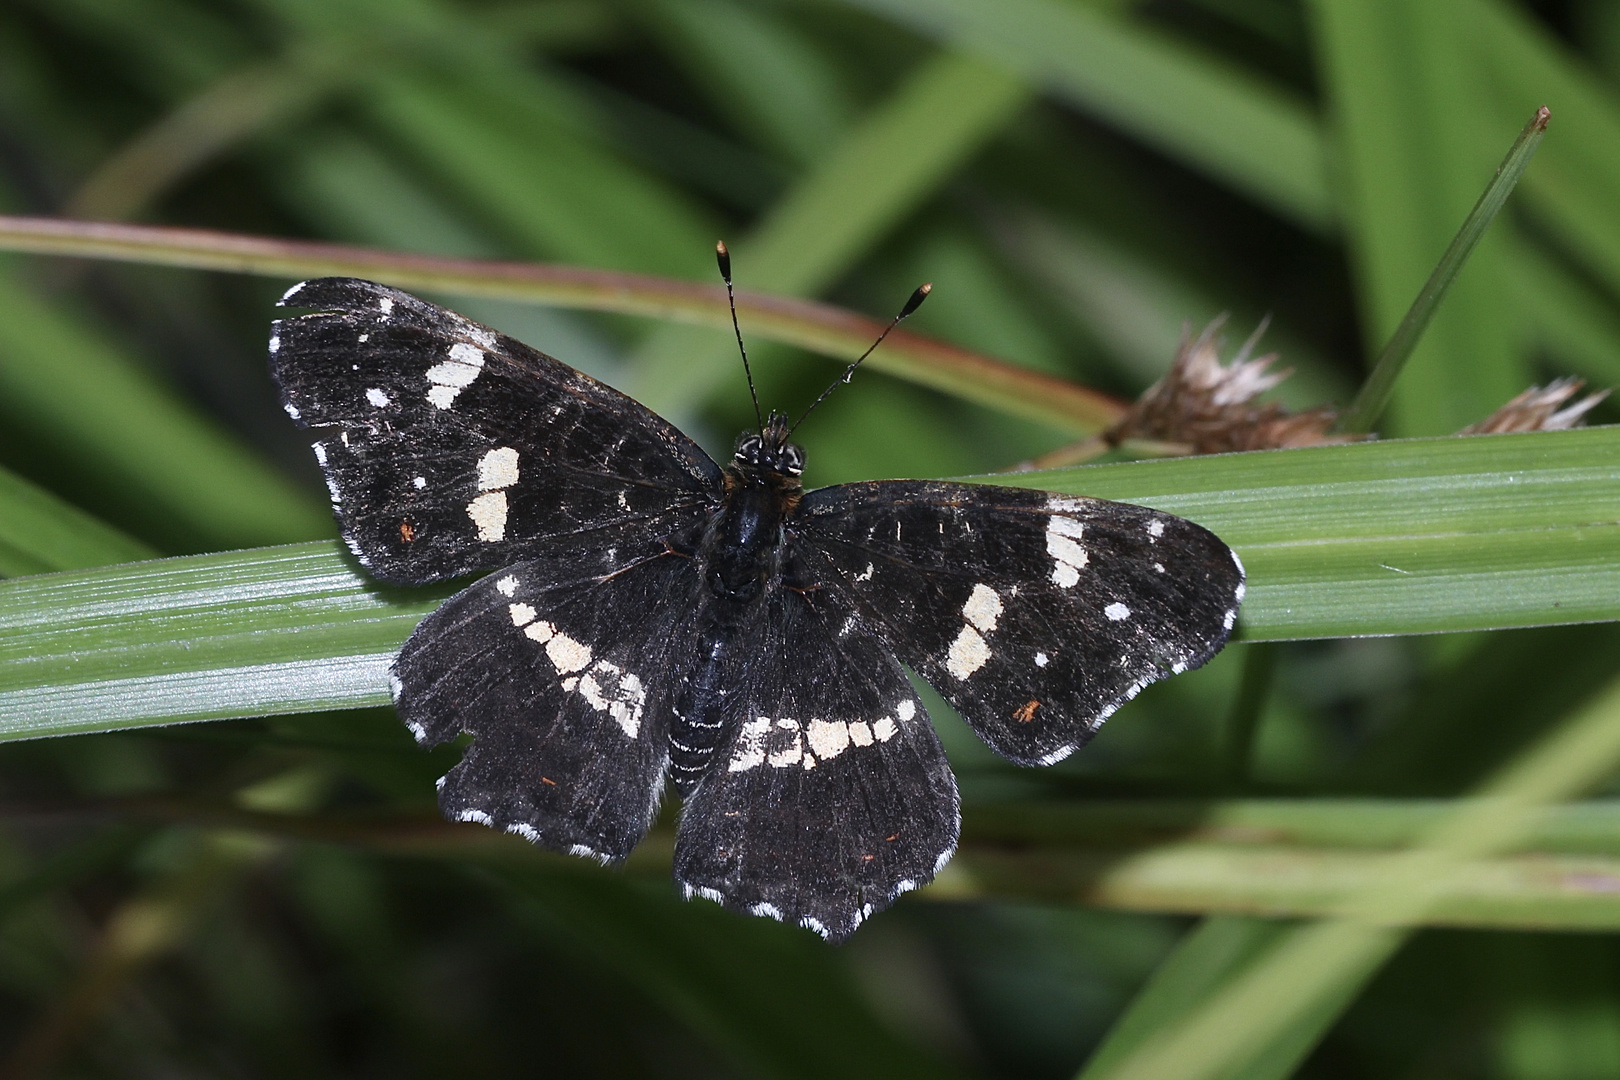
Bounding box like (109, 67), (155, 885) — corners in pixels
(1024, 426), (1620, 638)
(963, 797), (1620, 856)
(1475, 0), (1620, 307)
(1077, 668), (1620, 1080)
(957, 841), (1620, 934)
(840, 0), (1334, 230)
(1338, 106), (1549, 435)
(0, 545), (439, 739)
(491, 866), (964, 1080)
(1074, 918), (1310, 1080)
(640, 0), (854, 166)
(1, 428), (1615, 739)
(0, 269), (332, 551)
(361, 68), (716, 277)
(0, 464), (156, 576)
(1309, 0), (1533, 435)
(1510, 240), (1620, 386)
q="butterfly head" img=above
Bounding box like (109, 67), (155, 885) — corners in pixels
(733, 411), (804, 480)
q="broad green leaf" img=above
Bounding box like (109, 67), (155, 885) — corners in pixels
(1, 428), (1614, 739)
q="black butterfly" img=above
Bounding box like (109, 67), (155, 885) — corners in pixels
(270, 273), (1244, 941)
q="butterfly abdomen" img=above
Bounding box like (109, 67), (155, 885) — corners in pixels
(668, 466), (794, 794)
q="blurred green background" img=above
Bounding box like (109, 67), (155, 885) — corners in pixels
(2, 0), (1620, 1077)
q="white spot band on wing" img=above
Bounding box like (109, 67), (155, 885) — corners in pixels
(1046, 518), (1088, 589)
(946, 624), (990, 680)
(466, 490), (507, 541)
(728, 717), (771, 772)
(806, 719), (850, 761)
(962, 583), (1002, 633)
(544, 632), (592, 675)
(424, 342), (486, 408)
(478, 446), (519, 490)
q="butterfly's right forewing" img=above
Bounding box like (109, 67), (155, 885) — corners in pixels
(271, 278), (722, 584)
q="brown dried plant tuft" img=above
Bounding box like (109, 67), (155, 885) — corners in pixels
(1459, 377), (1609, 434)
(1104, 318), (1356, 455)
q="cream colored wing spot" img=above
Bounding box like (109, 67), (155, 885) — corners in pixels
(1045, 515), (1088, 589)
(466, 446), (520, 541)
(947, 624), (990, 679)
(425, 342), (485, 409)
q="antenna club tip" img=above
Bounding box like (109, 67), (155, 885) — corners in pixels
(716, 239), (728, 255)
(715, 240), (732, 283)
(899, 282), (932, 319)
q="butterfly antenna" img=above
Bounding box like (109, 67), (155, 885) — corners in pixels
(716, 241), (764, 433)
(790, 282), (931, 435)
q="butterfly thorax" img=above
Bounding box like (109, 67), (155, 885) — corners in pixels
(707, 417), (803, 602)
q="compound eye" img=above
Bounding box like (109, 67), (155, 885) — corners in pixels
(783, 446), (805, 474)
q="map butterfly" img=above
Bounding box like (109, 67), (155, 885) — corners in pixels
(270, 270), (1244, 941)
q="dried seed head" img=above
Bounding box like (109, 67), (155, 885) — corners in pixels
(1460, 377), (1609, 435)
(1107, 317), (1359, 455)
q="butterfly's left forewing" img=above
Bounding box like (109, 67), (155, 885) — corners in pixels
(674, 572), (959, 941)
(794, 480), (1244, 766)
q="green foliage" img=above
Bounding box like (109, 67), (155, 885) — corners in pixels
(0, 1), (1618, 1077)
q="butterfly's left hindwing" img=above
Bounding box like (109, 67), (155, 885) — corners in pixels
(395, 531), (705, 860)
(795, 481), (1244, 766)
(270, 278), (722, 584)
(674, 573), (959, 942)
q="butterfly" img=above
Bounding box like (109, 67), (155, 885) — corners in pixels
(269, 267), (1244, 942)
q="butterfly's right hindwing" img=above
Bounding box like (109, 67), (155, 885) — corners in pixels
(270, 278), (722, 583)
